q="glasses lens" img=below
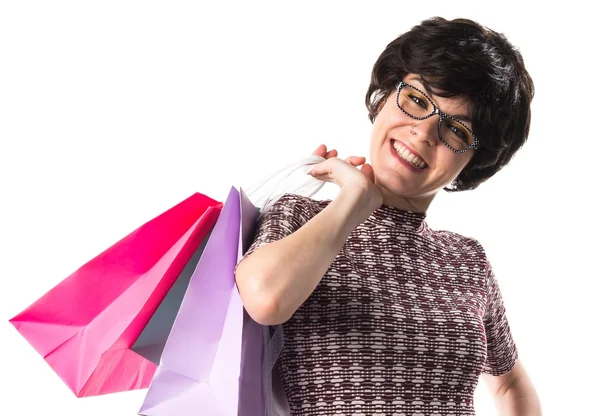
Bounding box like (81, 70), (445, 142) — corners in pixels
(398, 84), (475, 151)
(440, 118), (475, 151)
(398, 84), (433, 118)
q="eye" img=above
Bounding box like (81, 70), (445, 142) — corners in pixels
(449, 124), (470, 144)
(449, 125), (465, 138)
(408, 94), (428, 109)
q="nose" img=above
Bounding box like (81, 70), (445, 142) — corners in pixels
(410, 117), (438, 147)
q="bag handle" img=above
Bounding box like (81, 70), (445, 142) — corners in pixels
(244, 154), (326, 212)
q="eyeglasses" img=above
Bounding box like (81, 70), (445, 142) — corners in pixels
(396, 81), (479, 153)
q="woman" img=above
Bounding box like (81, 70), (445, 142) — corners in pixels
(235, 17), (542, 415)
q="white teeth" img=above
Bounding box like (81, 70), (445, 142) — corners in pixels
(393, 141), (426, 169)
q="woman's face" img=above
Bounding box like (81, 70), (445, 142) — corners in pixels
(369, 73), (476, 211)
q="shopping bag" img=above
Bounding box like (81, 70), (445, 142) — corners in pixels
(139, 155), (327, 415)
(9, 193), (222, 397)
(131, 231), (212, 365)
(138, 186), (263, 416)
(244, 154), (327, 416)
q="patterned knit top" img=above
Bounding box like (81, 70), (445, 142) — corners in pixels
(242, 193), (518, 416)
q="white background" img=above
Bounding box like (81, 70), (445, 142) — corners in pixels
(1, 1), (598, 415)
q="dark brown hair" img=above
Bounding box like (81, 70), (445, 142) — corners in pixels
(366, 17), (534, 192)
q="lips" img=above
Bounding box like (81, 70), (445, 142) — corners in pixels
(391, 139), (428, 169)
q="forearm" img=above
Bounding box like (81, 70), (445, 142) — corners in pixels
(236, 188), (368, 325)
(495, 379), (542, 416)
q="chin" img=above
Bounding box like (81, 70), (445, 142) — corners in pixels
(374, 168), (420, 197)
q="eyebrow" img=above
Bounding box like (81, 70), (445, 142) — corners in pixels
(408, 77), (473, 124)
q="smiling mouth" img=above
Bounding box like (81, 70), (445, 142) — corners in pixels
(392, 140), (428, 169)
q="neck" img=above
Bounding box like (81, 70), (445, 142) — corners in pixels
(376, 184), (436, 213)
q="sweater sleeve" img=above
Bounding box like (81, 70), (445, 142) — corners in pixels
(481, 261), (519, 375)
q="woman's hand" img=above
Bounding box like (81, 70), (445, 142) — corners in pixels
(308, 144), (383, 216)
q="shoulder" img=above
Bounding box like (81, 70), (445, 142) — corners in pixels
(428, 228), (487, 256)
(265, 192), (331, 218)
(427, 228), (491, 277)
(428, 228), (496, 295)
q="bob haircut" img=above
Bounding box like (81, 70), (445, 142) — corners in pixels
(366, 17), (535, 192)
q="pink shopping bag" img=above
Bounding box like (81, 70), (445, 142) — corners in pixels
(138, 187), (264, 416)
(9, 193), (222, 397)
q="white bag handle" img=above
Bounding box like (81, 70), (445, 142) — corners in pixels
(243, 154), (326, 213)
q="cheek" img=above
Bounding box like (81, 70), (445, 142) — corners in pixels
(369, 117), (385, 152)
(370, 107), (400, 144)
(371, 108), (388, 132)
(435, 151), (471, 178)
(448, 156), (473, 180)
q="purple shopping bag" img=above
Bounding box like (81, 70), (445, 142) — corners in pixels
(138, 186), (265, 416)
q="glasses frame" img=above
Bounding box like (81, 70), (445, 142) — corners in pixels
(396, 81), (480, 154)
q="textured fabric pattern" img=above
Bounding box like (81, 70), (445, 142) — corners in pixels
(241, 193), (518, 416)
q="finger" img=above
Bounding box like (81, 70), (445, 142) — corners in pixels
(307, 165), (332, 181)
(307, 160), (326, 174)
(360, 163), (375, 183)
(312, 144), (327, 157)
(325, 149), (338, 159)
(345, 156), (367, 166)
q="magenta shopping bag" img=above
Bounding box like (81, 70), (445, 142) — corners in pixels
(138, 187), (264, 416)
(9, 193), (222, 397)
